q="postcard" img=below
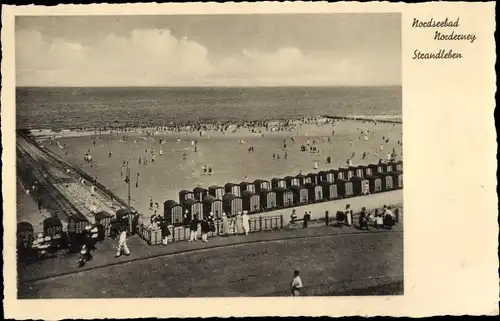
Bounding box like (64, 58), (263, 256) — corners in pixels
(2, 2), (497, 319)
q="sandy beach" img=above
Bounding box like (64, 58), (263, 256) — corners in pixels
(25, 118), (403, 223)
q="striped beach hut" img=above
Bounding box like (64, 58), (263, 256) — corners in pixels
(354, 166), (365, 178)
(285, 176), (300, 188)
(259, 188), (277, 210)
(323, 170), (335, 183)
(208, 185), (225, 200)
(183, 199), (203, 220)
(337, 179), (354, 198)
(274, 187), (294, 207)
(239, 181), (256, 194)
(225, 183), (241, 197)
(397, 171), (403, 188)
(358, 165), (372, 177)
(291, 185), (309, 204)
(222, 193), (243, 216)
(164, 200), (184, 225)
(350, 177), (370, 196)
(242, 190), (260, 213)
(384, 162), (396, 173)
(179, 190), (195, 204)
(295, 173), (306, 186)
(305, 183), (323, 202)
(254, 179), (271, 193)
(377, 172), (395, 190)
(368, 163), (384, 175)
(366, 175), (383, 193)
(317, 171), (327, 183)
(202, 195), (223, 219)
(346, 167), (358, 180)
(271, 177), (287, 189)
(193, 186), (208, 202)
(396, 160), (403, 172)
(330, 169), (344, 182)
(306, 173), (319, 185)
(320, 181), (339, 200)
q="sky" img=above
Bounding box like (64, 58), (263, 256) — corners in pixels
(16, 14), (401, 87)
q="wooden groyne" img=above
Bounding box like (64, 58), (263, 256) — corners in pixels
(321, 115), (402, 124)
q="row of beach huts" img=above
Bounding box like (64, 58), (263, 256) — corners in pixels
(164, 161), (403, 226)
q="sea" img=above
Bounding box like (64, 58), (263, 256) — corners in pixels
(16, 86), (401, 130)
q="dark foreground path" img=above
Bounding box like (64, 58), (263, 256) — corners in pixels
(19, 228), (403, 298)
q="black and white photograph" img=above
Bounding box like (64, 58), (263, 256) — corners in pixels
(14, 12), (404, 299)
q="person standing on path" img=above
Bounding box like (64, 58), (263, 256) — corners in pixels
(242, 211), (250, 236)
(221, 212), (230, 237)
(345, 204), (353, 226)
(235, 212), (243, 235)
(200, 218), (210, 242)
(291, 270), (303, 296)
(189, 215), (199, 241)
(115, 227), (131, 257)
(161, 218), (170, 246)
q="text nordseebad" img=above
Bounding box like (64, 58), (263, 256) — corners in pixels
(412, 17), (477, 60)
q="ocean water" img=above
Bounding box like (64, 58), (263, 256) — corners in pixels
(16, 86), (401, 129)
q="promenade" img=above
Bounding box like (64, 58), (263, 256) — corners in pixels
(18, 189), (403, 285)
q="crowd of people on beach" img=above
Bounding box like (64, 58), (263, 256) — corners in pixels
(41, 116), (401, 221)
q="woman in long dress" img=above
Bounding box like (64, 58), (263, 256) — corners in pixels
(235, 212), (243, 235)
(221, 212), (230, 237)
(242, 211), (250, 235)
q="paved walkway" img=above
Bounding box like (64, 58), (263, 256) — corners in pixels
(19, 209), (403, 284)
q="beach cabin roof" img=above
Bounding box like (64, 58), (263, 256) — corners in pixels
(320, 180), (333, 186)
(193, 186), (207, 193)
(273, 187), (289, 194)
(295, 173), (305, 178)
(290, 185), (305, 192)
(304, 182), (318, 189)
(183, 198), (201, 207)
(318, 170), (328, 176)
(95, 211), (113, 221)
(222, 193), (239, 202)
(43, 217), (62, 230)
(253, 179), (270, 184)
(179, 189), (193, 194)
(242, 190), (256, 198)
(307, 173), (318, 178)
(17, 222), (34, 232)
(224, 182), (237, 189)
(357, 165), (369, 169)
(284, 176), (295, 180)
(350, 176), (364, 183)
(208, 185), (223, 190)
(239, 181), (252, 187)
(164, 200), (180, 209)
(202, 195), (217, 204)
(260, 188), (272, 194)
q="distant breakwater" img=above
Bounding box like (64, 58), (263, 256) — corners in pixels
(322, 115), (402, 124)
